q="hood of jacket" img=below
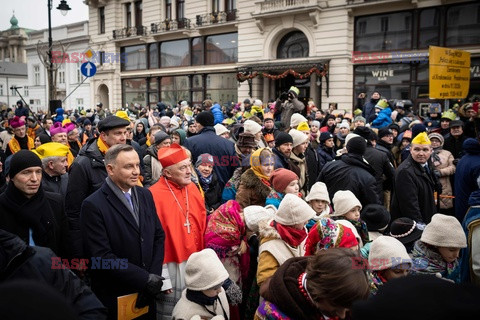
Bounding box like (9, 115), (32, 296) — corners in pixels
(146, 144), (159, 159)
(469, 189), (480, 207)
(341, 153), (376, 176)
(0, 229), (29, 275)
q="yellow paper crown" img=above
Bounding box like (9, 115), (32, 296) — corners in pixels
(115, 110), (130, 121)
(411, 132), (431, 145)
(33, 142), (70, 159)
(297, 121), (310, 132)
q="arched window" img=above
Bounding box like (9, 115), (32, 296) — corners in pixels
(277, 31), (309, 59)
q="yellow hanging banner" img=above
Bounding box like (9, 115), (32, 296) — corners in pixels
(429, 46), (470, 99)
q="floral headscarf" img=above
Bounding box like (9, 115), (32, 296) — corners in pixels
(304, 217), (358, 256)
(250, 147), (272, 184)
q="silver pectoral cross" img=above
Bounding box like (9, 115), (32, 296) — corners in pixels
(184, 218), (191, 234)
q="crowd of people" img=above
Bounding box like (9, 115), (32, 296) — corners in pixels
(1, 88), (480, 319)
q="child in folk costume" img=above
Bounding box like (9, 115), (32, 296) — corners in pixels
(257, 194), (315, 296)
(331, 190), (370, 246)
(305, 182), (332, 230)
(172, 249), (230, 320)
(265, 168), (300, 209)
(411, 214), (467, 283)
(368, 236), (412, 295)
(205, 200), (248, 320)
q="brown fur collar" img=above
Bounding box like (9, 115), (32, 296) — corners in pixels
(240, 168), (271, 198)
(258, 219), (281, 241)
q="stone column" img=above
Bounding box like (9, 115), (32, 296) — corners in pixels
(310, 73), (319, 107)
(263, 77), (270, 104)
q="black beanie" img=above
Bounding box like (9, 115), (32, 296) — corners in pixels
(346, 136), (366, 155)
(353, 126), (374, 141)
(8, 150), (42, 178)
(275, 131), (293, 147)
(195, 111), (214, 127)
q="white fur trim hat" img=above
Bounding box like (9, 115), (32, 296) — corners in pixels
(185, 248), (229, 291)
(421, 214), (467, 248)
(244, 205), (277, 232)
(244, 119), (262, 135)
(275, 194), (315, 226)
(214, 123), (229, 136)
(305, 182), (330, 204)
(290, 113), (308, 128)
(289, 129), (309, 148)
(369, 236), (411, 271)
(331, 190), (362, 217)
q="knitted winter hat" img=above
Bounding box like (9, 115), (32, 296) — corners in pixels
(244, 119), (262, 135)
(411, 123), (427, 139)
(304, 218), (358, 256)
(346, 136), (367, 155)
(269, 168), (298, 193)
(339, 121), (350, 129)
(275, 194), (315, 226)
(290, 113), (308, 128)
(361, 204), (391, 231)
(195, 111), (214, 127)
(244, 205), (277, 232)
(421, 214), (467, 248)
(289, 129), (309, 148)
(305, 182), (330, 203)
(428, 132), (444, 146)
(353, 126), (375, 141)
(195, 153), (214, 168)
(214, 123), (229, 136)
(378, 128), (393, 139)
(331, 190), (362, 217)
(8, 150), (42, 178)
(153, 131), (170, 145)
(185, 248), (229, 291)
(354, 116), (366, 123)
(275, 131), (293, 147)
(368, 236), (411, 271)
(311, 120), (321, 128)
(320, 132), (334, 143)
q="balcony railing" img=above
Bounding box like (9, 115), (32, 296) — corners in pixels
(112, 26), (147, 40)
(150, 18), (191, 34)
(254, 0), (317, 14)
(196, 9), (237, 26)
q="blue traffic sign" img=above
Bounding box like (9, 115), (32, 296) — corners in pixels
(81, 61), (97, 77)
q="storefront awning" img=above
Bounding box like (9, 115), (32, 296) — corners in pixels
(237, 59), (328, 73)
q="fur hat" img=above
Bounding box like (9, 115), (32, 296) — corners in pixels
(270, 168), (298, 193)
(185, 248), (229, 291)
(290, 113), (308, 128)
(361, 204), (390, 231)
(331, 190), (362, 217)
(236, 133), (257, 148)
(420, 214), (467, 248)
(244, 119), (262, 135)
(275, 194), (315, 226)
(289, 129), (308, 148)
(305, 182), (330, 203)
(244, 205), (277, 232)
(368, 236), (411, 271)
(214, 123), (229, 136)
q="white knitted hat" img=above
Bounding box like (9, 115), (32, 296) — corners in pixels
(344, 133), (362, 146)
(214, 123), (229, 136)
(305, 182), (330, 203)
(290, 113), (308, 128)
(421, 214), (467, 248)
(185, 248), (229, 291)
(289, 129), (309, 148)
(244, 205), (277, 232)
(331, 190), (362, 217)
(275, 194), (315, 226)
(368, 236), (411, 270)
(244, 120), (262, 135)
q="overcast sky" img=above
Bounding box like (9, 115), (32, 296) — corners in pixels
(0, 0), (89, 31)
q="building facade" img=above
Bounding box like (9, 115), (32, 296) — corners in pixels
(85, 0), (480, 112)
(25, 21), (91, 112)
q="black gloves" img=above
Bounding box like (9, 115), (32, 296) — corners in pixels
(135, 274), (164, 309)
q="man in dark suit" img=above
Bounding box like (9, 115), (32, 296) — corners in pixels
(80, 144), (165, 320)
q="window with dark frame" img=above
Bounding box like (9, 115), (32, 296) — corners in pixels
(165, 0), (172, 20)
(126, 3), (132, 28)
(177, 0), (185, 20)
(99, 7), (105, 34)
(277, 31), (309, 59)
(212, 0), (220, 13)
(135, 1), (142, 28)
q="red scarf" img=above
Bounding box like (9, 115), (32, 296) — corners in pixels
(271, 221), (307, 247)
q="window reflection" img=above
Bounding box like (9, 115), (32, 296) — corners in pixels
(161, 39), (189, 67)
(122, 45), (147, 71)
(446, 3), (480, 46)
(206, 33), (238, 64)
(277, 31), (309, 59)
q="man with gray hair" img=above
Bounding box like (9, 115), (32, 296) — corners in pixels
(33, 142), (70, 196)
(81, 144), (165, 320)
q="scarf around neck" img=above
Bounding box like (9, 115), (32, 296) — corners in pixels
(272, 220), (307, 247)
(197, 170), (213, 192)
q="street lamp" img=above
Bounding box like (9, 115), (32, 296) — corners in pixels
(47, 0), (71, 115)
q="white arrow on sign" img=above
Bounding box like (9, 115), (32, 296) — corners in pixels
(85, 62), (93, 77)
